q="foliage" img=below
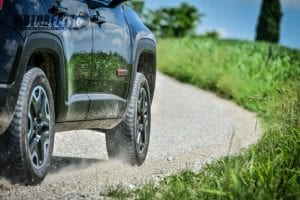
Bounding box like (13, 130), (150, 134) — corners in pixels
(126, 0), (145, 17)
(105, 38), (300, 199)
(256, 0), (282, 43)
(126, 1), (202, 38)
(144, 3), (202, 38)
(68, 52), (128, 96)
(202, 31), (220, 39)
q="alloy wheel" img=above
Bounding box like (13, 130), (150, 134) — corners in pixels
(27, 86), (51, 169)
(136, 86), (149, 154)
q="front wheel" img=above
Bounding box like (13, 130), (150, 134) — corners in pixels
(106, 73), (151, 166)
(6, 68), (55, 185)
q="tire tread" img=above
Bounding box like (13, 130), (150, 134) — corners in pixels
(106, 73), (151, 166)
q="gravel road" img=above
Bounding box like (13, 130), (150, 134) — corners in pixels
(0, 73), (262, 199)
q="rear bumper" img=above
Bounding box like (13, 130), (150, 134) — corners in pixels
(0, 82), (18, 135)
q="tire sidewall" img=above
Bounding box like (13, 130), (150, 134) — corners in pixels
(132, 73), (151, 164)
(104, 73), (152, 166)
(20, 69), (55, 180)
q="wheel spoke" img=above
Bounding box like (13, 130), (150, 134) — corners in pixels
(31, 96), (40, 116)
(143, 116), (148, 126)
(39, 92), (46, 117)
(42, 130), (50, 141)
(142, 102), (148, 116)
(33, 87), (43, 113)
(142, 89), (148, 116)
(38, 140), (44, 166)
(137, 99), (142, 114)
(141, 89), (146, 108)
(136, 120), (140, 134)
(40, 130), (50, 164)
(139, 123), (143, 132)
(136, 132), (141, 146)
(44, 98), (51, 121)
(30, 135), (40, 155)
(27, 112), (34, 140)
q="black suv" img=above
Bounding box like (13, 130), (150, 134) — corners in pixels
(0, 0), (156, 184)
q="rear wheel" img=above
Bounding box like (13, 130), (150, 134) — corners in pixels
(106, 73), (151, 166)
(6, 68), (55, 185)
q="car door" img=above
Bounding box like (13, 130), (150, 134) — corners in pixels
(86, 2), (132, 120)
(45, 0), (94, 121)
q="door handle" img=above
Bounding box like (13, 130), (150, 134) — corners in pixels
(91, 11), (106, 25)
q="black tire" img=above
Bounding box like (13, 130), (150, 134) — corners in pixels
(6, 68), (55, 185)
(106, 73), (151, 166)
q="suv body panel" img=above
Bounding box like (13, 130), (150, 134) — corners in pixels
(86, 4), (131, 120)
(0, 0), (156, 134)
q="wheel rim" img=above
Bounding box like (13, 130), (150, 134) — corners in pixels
(136, 86), (149, 154)
(27, 86), (51, 170)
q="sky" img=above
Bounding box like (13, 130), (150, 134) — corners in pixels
(144, 0), (300, 49)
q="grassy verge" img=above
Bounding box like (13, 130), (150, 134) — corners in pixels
(107, 38), (300, 199)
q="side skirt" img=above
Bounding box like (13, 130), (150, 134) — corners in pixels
(55, 118), (122, 132)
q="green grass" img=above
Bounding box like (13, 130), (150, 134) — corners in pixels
(106, 37), (300, 199)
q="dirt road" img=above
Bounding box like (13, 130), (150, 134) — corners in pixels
(0, 73), (262, 199)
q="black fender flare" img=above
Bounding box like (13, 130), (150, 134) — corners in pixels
(122, 38), (156, 120)
(13, 33), (67, 121)
(130, 38), (156, 90)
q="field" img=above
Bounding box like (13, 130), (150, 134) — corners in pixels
(107, 37), (300, 199)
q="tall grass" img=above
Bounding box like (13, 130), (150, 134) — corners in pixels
(106, 38), (300, 199)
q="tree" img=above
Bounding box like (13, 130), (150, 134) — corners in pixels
(145, 3), (202, 38)
(255, 0), (282, 43)
(126, 0), (145, 17)
(203, 31), (220, 39)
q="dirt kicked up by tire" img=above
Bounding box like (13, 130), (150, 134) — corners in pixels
(106, 73), (151, 166)
(3, 68), (55, 185)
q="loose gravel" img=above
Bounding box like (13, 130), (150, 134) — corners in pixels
(0, 73), (262, 199)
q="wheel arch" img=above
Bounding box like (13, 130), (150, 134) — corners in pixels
(131, 38), (156, 101)
(16, 33), (67, 121)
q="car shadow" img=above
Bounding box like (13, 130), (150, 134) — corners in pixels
(50, 156), (106, 173)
